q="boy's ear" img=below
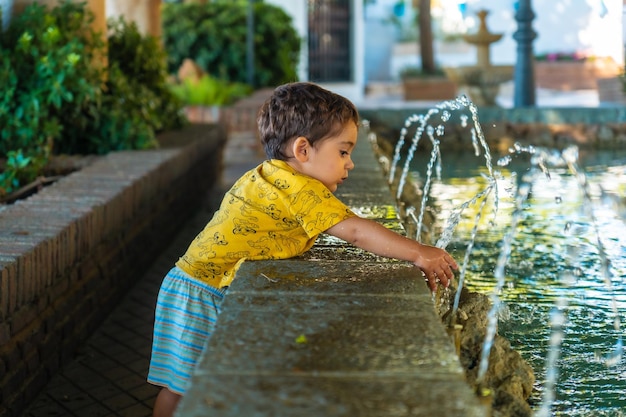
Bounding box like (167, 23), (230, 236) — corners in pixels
(292, 136), (310, 162)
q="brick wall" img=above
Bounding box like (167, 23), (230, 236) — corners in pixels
(0, 124), (227, 417)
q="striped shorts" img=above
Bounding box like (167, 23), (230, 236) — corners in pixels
(147, 266), (227, 395)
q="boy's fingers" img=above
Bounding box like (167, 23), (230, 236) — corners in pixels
(445, 254), (458, 269)
(438, 271), (451, 288)
(421, 260), (456, 290)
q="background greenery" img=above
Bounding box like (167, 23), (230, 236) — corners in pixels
(0, 1), (185, 196)
(0, 0), (302, 197)
(162, 0), (301, 88)
(169, 73), (252, 107)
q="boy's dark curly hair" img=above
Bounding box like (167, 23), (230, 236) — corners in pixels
(257, 82), (360, 160)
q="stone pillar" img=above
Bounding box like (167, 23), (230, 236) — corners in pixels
(513, 0), (537, 107)
(106, 0), (162, 38)
(147, 0), (161, 39)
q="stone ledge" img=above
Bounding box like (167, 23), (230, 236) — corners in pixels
(180, 260), (486, 417)
(176, 130), (488, 417)
(0, 123), (227, 417)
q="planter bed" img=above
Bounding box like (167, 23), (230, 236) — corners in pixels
(0, 123), (227, 417)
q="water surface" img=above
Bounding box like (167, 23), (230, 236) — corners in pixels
(409, 149), (626, 416)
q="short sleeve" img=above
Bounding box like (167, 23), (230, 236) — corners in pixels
(287, 179), (356, 237)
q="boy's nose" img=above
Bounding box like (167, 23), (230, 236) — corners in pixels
(347, 158), (355, 170)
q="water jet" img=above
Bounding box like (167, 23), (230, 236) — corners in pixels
(365, 96), (626, 416)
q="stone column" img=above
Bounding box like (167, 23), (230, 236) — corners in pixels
(107, 0), (162, 38)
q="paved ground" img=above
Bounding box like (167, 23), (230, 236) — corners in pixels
(20, 88), (599, 417)
(21, 132), (265, 417)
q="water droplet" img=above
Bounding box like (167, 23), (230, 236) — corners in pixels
(497, 155), (512, 166)
(561, 271), (577, 285)
(563, 222), (571, 233)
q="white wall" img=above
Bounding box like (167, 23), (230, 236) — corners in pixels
(376, 0), (624, 80)
(462, 0), (623, 66)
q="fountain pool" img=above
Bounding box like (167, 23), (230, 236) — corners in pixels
(406, 147), (626, 416)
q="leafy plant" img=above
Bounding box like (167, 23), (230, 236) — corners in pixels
(169, 74), (252, 107)
(161, 1), (300, 88)
(107, 17), (185, 132)
(0, 1), (103, 157)
(535, 51), (589, 62)
(0, 149), (48, 197)
(62, 16), (187, 155)
(0, 1), (186, 193)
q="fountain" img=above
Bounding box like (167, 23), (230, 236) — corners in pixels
(367, 96), (626, 416)
(444, 9), (513, 106)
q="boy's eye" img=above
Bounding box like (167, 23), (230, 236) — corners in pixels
(340, 150), (349, 156)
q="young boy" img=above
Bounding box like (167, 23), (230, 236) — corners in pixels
(148, 82), (458, 417)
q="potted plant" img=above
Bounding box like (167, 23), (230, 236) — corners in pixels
(399, 65), (457, 101)
(396, 0), (457, 101)
(169, 72), (252, 123)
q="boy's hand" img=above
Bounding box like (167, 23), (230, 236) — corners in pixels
(325, 217), (458, 292)
(412, 244), (458, 292)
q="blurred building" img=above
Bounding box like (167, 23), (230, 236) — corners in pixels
(6, 0), (625, 102)
(267, 0), (624, 101)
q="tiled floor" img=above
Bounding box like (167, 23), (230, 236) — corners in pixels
(23, 263), (161, 415)
(22, 206), (203, 417)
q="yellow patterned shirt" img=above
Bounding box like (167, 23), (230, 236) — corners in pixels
(176, 159), (356, 288)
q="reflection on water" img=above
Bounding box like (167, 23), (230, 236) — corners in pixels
(410, 149), (626, 416)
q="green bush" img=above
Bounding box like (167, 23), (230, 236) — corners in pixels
(162, 0), (301, 88)
(70, 16), (186, 155)
(107, 17), (185, 134)
(0, 1), (184, 157)
(0, 1), (185, 196)
(0, 1), (103, 157)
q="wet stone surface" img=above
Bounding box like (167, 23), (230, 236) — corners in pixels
(183, 375), (483, 417)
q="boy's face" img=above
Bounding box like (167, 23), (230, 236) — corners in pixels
(299, 122), (358, 192)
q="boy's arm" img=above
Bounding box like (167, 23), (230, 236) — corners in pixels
(325, 216), (458, 291)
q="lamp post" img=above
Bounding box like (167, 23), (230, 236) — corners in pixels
(513, 0), (537, 107)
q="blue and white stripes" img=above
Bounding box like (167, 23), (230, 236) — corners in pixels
(147, 266), (226, 395)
